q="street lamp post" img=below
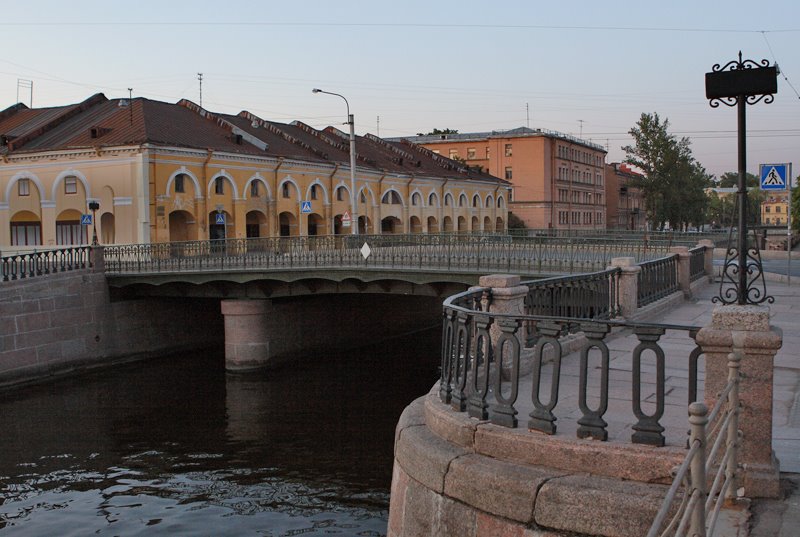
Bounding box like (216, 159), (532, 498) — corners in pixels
(312, 88), (358, 235)
(705, 51), (778, 305)
(88, 201), (100, 245)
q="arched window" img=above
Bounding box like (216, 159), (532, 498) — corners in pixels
(310, 184), (318, 200)
(336, 186), (346, 201)
(411, 192), (422, 206)
(360, 191), (367, 203)
(444, 193), (453, 207)
(381, 190), (402, 205)
(282, 182), (291, 198)
(428, 192), (438, 207)
(214, 177), (225, 195)
(250, 181), (260, 197)
(458, 194), (467, 207)
(497, 196), (505, 208)
(174, 174), (186, 193)
(472, 194), (480, 208)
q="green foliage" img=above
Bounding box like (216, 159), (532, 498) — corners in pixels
(416, 128), (459, 136)
(715, 171), (758, 188)
(622, 113), (711, 230)
(707, 171), (765, 228)
(508, 212), (527, 230)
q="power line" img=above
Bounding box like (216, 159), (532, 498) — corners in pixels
(761, 31), (800, 100)
(0, 21), (798, 33)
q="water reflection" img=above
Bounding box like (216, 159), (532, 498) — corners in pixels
(0, 328), (439, 536)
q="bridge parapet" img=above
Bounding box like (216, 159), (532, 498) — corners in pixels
(390, 244), (785, 536)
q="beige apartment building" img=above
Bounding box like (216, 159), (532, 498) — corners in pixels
(762, 192), (789, 226)
(0, 95), (508, 251)
(401, 127), (607, 230)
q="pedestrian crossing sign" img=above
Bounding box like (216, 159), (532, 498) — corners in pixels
(215, 213), (225, 225)
(80, 214), (92, 225)
(760, 163), (788, 191)
(301, 201), (312, 213)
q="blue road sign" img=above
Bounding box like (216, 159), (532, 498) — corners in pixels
(215, 213), (226, 225)
(301, 201), (312, 213)
(760, 163), (788, 191)
(80, 214), (92, 225)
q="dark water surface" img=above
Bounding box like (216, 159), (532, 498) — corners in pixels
(0, 329), (440, 536)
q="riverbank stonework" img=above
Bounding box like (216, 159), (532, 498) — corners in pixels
(0, 269), (223, 388)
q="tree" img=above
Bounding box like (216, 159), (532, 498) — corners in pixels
(416, 128), (459, 136)
(710, 171), (764, 227)
(715, 171), (758, 188)
(622, 113), (711, 230)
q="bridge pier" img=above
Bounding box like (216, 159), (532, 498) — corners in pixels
(221, 299), (272, 372)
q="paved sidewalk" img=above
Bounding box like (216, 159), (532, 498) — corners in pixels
(656, 278), (800, 536)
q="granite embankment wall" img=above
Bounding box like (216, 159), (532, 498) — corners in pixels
(0, 271), (223, 388)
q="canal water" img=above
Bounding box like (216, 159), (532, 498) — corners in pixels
(0, 328), (441, 536)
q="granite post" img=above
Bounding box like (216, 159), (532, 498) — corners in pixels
(670, 246), (692, 298)
(609, 257), (641, 320)
(696, 305), (783, 498)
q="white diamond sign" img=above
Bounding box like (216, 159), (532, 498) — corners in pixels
(360, 242), (371, 259)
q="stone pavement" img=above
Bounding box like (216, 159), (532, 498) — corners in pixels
(655, 276), (800, 536)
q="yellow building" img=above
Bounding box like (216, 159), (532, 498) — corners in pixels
(399, 127), (607, 230)
(762, 193), (789, 226)
(0, 95), (508, 250)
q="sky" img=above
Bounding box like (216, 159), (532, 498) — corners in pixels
(2, 0), (800, 182)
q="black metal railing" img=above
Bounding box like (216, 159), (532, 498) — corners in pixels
(523, 268), (621, 321)
(689, 246), (706, 282)
(440, 283), (702, 447)
(637, 254), (679, 308)
(1, 246), (92, 282)
(103, 234), (679, 276)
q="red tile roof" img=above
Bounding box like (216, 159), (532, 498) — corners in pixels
(0, 94), (507, 186)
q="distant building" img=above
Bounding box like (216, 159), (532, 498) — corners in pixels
(0, 95), (508, 250)
(395, 127), (607, 230)
(605, 163), (646, 230)
(762, 192), (789, 226)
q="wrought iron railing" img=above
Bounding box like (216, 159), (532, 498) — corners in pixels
(1, 246), (92, 282)
(440, 281), (701, 445)
(103, 234), (679, 276)
(638, 254), (679, 308)
(648, 351), (741, 537)
(690, 246), (706, 282)
(523, 268), (620, 321)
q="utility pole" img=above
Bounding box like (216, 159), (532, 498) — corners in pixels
(578, 119), (584, 139)
(377, 115), (380, 137)
(526, 103), (530, 128)
(197, 73), (203, 108)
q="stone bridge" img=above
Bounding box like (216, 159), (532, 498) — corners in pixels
(1, 234), (710, 376)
